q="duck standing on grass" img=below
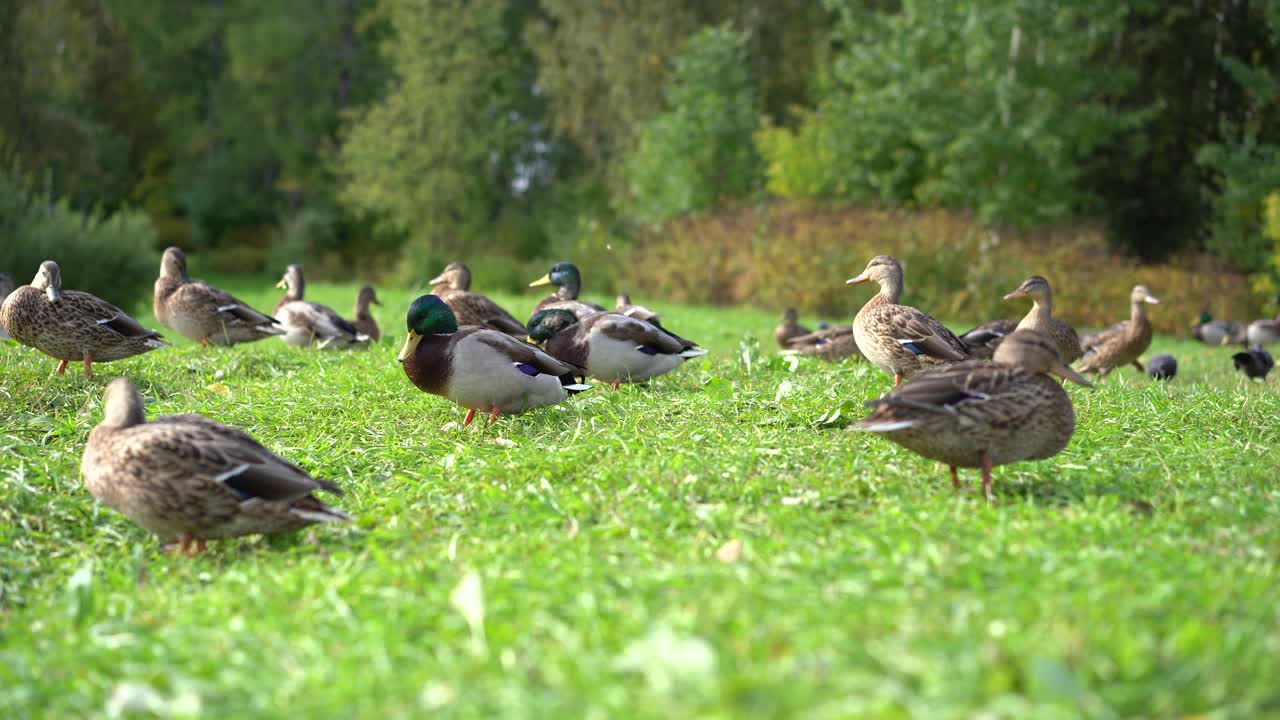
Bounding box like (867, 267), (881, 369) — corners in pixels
(351, 285), (382, 343)
(81, 378), (350, 557)
(774, 308), (811, 348)
(527, 309), (707, 389)
(0, 261), (168, 378)
(528, 262), (608, 320)
(154, 247), (284, 346)
(1003, 275), (1082, 364)
(429, 262), (528, 337)
(848, 255), (969, 385)
(273, 265), (370, 350)
(854, 330), (1092, 497)
(398, 295), (590, 426)
(1078, 285), (1160, 376)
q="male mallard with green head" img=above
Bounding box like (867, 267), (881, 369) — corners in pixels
(429, 262), (527, 337)
(527, 308), (707, 389)
(398, 295), (590, 425)
(154, 247), (283, 346)
(273, 264), (370, 350)
(1078, 285), (1160, 376)
(848, 255), (969, 385)
(528, 262), (607, 320)
(81, 378), (350, 556)
(1003, 275), (1082, 363)
(0, 261), (168, 377)
(855, 330), (1092, 497)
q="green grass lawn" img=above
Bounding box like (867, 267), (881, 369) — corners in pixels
(2, 275), (1279, 718)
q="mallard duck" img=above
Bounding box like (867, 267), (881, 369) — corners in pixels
(0, 272), (16, 340)
(848, 256), (969, 385)
(0, 261), (168, 377)
(1192, 311), (1246, 346)
(1148, 354), (1177, 380)
(1077, 285), (1159, 376)
(1233, 346), (1274, 380)
(782, 324), (862, 362)
(527, 308), (707, 389)
(352, 285), (381, 343)
(397, 295), (591, 425)
(854, 329), (1092, 496)
(774, 308), (811, 348)
(429, 262), (527, 337)
(273, 265), (369, 350)
(528, 262), (607, 320)
(154, 247), (284, 346)
(958, 319), (1017, 360)
(81, 378), (350, 556)
(615, 292), (660, 323)
(1003, 276), (1082, 363)
(1246, 309), (1279, 347)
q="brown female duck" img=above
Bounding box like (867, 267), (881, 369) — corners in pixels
(154, 247), (283, 346)
(848, 256), (969, 385)
(854, 330), (1092, 496)
(1077, 285), (1159, 376)
(774, 308), (811, 348)
(1003, 275), (1082, 363)
(0, 261), (168, 377)
(351, 285), (382, 342)
(0, 272), (14, 340)
(783, 324), (862, 362)
(81, 378), (350, 556)
(958, 319), (1018, 360)
(429, 262), (527, 337)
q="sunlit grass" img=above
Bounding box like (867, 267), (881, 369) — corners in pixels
(2, 276), (1278, 718)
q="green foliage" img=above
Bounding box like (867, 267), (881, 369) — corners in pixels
(337, 0), (539, 263)
(3, 277), (1280, 716)
(0, 162), (158, 305)
(623, 25), (762, 224)
(755, 112), (841, 199)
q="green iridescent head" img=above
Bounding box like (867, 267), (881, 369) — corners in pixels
(529, 262), (582, 292)
(398, 295), (458, 361)
(527, 309), (579, 343)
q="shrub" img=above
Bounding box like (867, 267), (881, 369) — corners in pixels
(0, 162), (158, 308)
(624, 202), (1260, 335)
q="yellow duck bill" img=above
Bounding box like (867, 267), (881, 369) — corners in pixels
(397, 330), (423, 362)
(528, 274), (553, 287)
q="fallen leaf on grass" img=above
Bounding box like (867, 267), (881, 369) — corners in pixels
(715, 539), (742, 563)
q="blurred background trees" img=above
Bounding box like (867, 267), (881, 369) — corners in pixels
(2, 0), (1278, 305)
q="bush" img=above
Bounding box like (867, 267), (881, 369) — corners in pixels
(624, 202), (1261, 335)
(0, 162), (158, 308)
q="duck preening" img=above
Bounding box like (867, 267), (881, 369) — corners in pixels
(527, 308), (707, 389)
(274, 265), (370, 350)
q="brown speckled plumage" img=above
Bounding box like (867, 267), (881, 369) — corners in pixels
(154, 247), (283, 346)
(849, 256), (969, 383)
(429, 262), (527, 337)
(1004, 276), (1082, 364)
(352, 285), (381, 342)
(81, 378), (350, 553)
(0, 261), (168, 376)
(855, 330), (1091, 495)
(1078, 285), (1159, 376)
(958, 319), (1018, 360)
(0, 272), (15, 340)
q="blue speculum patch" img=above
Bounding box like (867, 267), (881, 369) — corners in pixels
(637, 346), (660, 356)
(515, 362), (540, 377)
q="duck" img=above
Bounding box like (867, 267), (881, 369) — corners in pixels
(782, 324), (862, 362)
(397, 295), (591, 425)
(528, 262), (607, 320)
(154, 247), (284, 346)
(1147, 354), (1177, 380)
(429, 262), (528, 337)
(1233, 346), (1274, 380)
(1003, 275), (1082, 363)
(1077, 285), (1160, 376)
(351, 285), (382, 343)
(1245, 304), (1280, 347)
(958, 319), (1017, 360)
(527, 308), (707, 389)
(273, 265), (369, 349)
(854, 329), (1092, 497)
(0, 272), (15, 340)
(615, 292), (661, 324)
(774, 308), (811, 348)
(1192, 311), (1246, 346)
(81, 378), (350, 556)
(0, 261), (169, 377)
(847, 255), (969, 385)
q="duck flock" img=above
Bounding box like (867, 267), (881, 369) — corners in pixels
(0, 250), (1274, 555)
